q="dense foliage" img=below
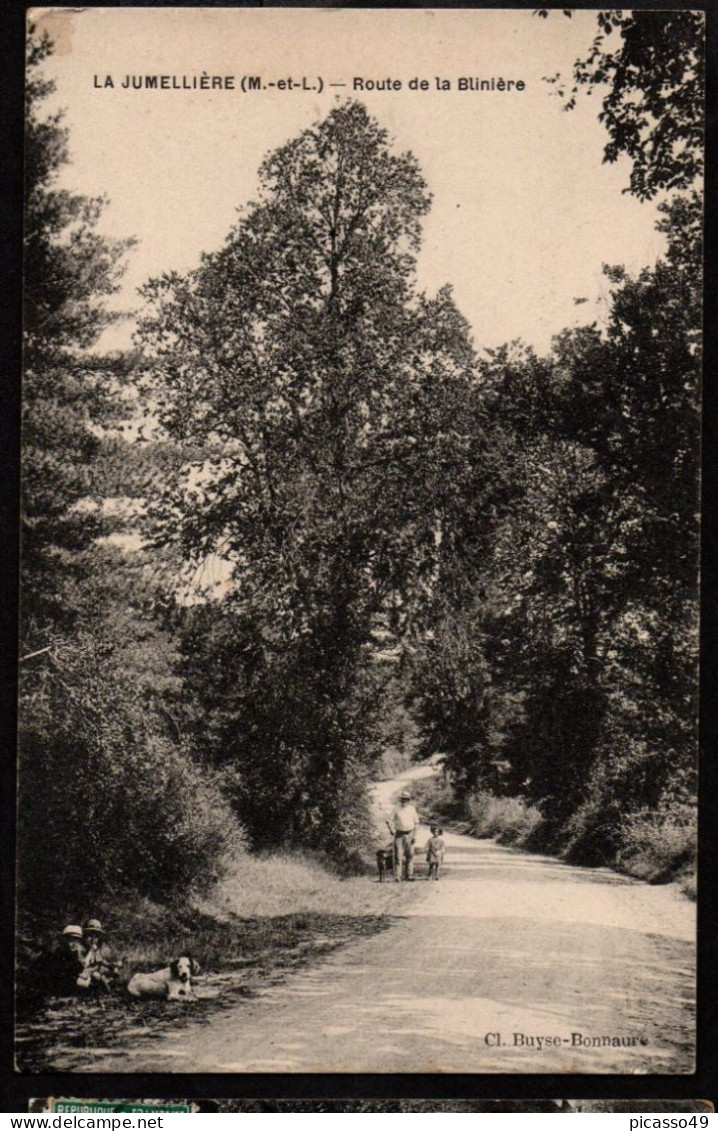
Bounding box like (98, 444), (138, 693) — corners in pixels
(137, 103), (494, 858)
(18, 592), (243, 911)
(19, 32), (242, 917)
(22, 32), (134, 642)
(20, 9), (701, 916)
(540, 9), (704, 200)
(407, 4), (702, 865)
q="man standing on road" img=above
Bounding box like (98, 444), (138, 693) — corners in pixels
(391, 790), (420, 882)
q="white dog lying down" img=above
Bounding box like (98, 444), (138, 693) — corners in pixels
(127, 955), (201, 1000)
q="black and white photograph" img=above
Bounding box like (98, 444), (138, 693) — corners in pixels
(15, 6), (702, 1075)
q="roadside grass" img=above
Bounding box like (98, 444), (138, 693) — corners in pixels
(412, 775), (544, 846)
(411, 776), (466, 824)
(412, 776), (696, 897)
(615, 810), (696, 896)
(15, 847), (420, 1071)
(466, 792), (544, 844)
(201, 848), (400, 920)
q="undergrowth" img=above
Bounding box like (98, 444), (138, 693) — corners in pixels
(412, 775), (696, 895)
(412, 776), (544, 846)
(15, 844), (419, 1070)
(615, 809), (696, 891)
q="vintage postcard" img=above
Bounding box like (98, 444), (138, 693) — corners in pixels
(16, 7), (701, 1075)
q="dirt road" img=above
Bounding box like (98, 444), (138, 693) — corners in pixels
(87, 765), (695, 1074)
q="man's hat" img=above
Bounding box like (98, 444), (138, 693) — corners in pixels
(399, 790), (411, 800)
(62, 925), (83, 940)
(85, 919), (105, 935)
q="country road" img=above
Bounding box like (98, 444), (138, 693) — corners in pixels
(86, 765), (695, 1074)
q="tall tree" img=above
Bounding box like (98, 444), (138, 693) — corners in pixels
(138, 103), (492, 853)
(19, 33), (242, 917)
(457, 197), (700, 845)
(539, 9), (704, 200)
(22, 28), (134, 647)
(422, 10), (704, 858)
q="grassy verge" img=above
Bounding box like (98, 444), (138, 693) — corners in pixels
(16, 849), (419, 1071)
(412, 775), (544, 846)
(412, 776), (696, 897)
(615, 810), (697, 896)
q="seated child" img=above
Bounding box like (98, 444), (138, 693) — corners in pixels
(77, 919), (120, 991)
(49, 925), (87, 995)
(425, 825), (445, 881)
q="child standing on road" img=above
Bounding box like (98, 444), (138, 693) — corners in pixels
(426, 825), (445, 881)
